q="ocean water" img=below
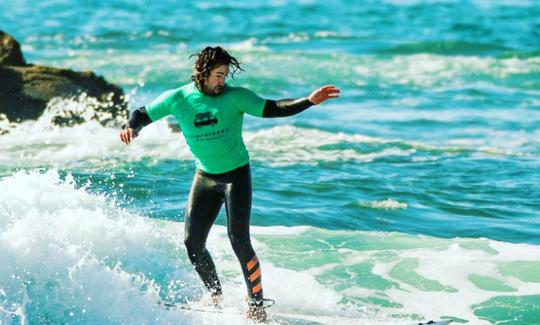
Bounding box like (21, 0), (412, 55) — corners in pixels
(1, 0), (540, 324)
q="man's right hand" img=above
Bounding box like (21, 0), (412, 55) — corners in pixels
(119, 128), (138, 145)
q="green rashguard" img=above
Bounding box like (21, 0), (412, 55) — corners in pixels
(145, 82), (266, 174)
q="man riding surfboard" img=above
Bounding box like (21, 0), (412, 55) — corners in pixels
(120, 46), (340, 322)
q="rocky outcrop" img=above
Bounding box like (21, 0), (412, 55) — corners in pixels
(0, 31), (127, 128)
(0, 30), (26, 66)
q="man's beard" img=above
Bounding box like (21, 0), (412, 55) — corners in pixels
(214, 85), (223, 95)
(204, 85), (223, 97)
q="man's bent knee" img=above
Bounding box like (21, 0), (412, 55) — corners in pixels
(184, 236), (205, 256)
(228, 233), (251, 250)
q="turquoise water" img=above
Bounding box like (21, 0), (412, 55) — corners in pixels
(1, 1), (539, 324)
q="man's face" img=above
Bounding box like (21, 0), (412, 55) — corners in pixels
(203, 64), (229, 96)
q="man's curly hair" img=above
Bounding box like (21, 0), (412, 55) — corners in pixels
(190, 46), (244, 92)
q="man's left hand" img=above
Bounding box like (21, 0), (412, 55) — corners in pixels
(308, 85), (341, 105)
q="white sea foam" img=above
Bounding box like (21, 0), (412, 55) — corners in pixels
(358, 199), (409, 210)
(228, 38), (270, 52)
(40, 50), (193, 86)
(1, 115), (535, 173)
(2, 113), (396, 170)
(0, 170), (361, 324)
(332, 231), (540, 324)
(1, 170), (540, 324)
(353, 54), (540, 88)
(385, 240), (540, 323)
(245, 125), (417, 166)
(472, 0), (537, 8)
(0, 115), (191, 170)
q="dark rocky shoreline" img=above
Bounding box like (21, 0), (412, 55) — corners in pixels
(0, 30), (128, 132)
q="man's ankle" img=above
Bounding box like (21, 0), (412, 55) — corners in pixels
(211, 292), (224, 309)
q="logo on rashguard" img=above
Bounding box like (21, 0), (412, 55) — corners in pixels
(185, 127), (230, 142)
(194, 112), (218, 128)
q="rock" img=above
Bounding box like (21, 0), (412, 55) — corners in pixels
(0, 30), (127, 129)
(0, 31), (26, 66)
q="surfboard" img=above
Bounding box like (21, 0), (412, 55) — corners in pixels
(158, 301), (453, 325)
(158, 301), (325, 324)
(269, 311), (453, 325)
(414, 321), (453, 325)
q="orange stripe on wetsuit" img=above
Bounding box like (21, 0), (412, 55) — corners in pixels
(247, 255), (262, 293)
(249, 267), (261, 282)
(247, 255), (258, 271)
(252, 282), (262, 294)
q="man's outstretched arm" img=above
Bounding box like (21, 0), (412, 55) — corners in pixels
(262, 85), (340, 118)
(119, 107), (152, 144)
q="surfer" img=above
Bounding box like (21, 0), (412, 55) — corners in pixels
(119, 46), (340, 322)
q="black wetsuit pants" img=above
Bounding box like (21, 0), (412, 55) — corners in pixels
(183, 163), (264, 304)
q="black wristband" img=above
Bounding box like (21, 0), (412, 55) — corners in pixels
(124, 107), (152, 132)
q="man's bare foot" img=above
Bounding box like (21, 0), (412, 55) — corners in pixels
(196, 292), (223, 310)
(246, 302), (267, 322)
(211, 293), (223, 310)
